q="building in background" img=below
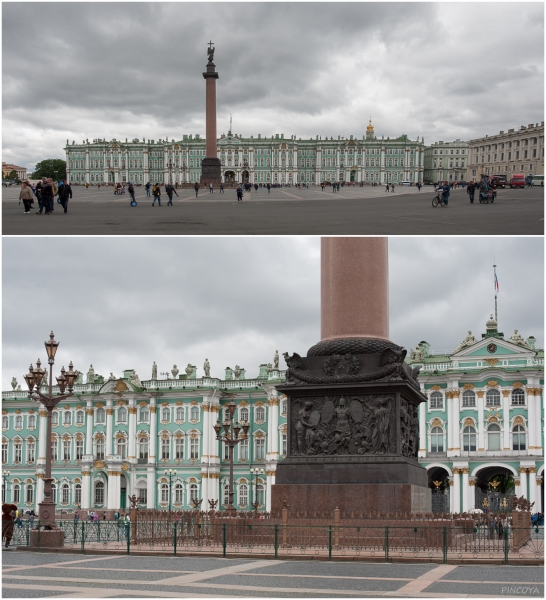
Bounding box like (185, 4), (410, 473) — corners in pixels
(424, 140), (469, 184)
(2, 162), (27, 181)
(64, 120), (425, 186)
(467, 122), (544, 182)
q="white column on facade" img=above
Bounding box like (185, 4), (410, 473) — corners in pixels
(418, 399), (427, 457)
(128, 404), (137, 460)
(446, 392), (454, 456)
(452, 388), (460, 455)
(81, 472), (91, 509)
(270, 397), (279, 458)
(452, 469), (461, 513)
(201, 400), (211, 506)
(85, 149), (90, 184)
(535, 389), (543, 455)
(527, 388), (536, 451)
(519, 467), (528, 500)
(528, 467), (538, 509)
(85, 405), (94, 455)
(149, 402), (157, 463)
(36, 475), (45, 505)
(477, 392), (485, 451)
(502, 390), (511, 450)
(147, 466), (155, 509)
(37, 407), (47, 465)
(448, 477), (455, 512)
(106, 402), (113, 457)
(467, 477), (476, 511)
(461, 468), (469, 512)
(266, 471), (275, 512)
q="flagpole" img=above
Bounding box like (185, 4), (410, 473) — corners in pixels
(493, 264), (498, 322)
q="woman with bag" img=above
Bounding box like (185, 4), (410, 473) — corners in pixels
(19, 182), (34, 214)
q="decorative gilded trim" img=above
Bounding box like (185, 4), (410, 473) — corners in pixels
(501, 390), (510, 397)
(476, 391), (485, 398)
(106, 408), (114, 415)
(149, 407), (157, 414)
(487, 380), (499, 387)
(86, 409), (94, 416)
(430, 385), (442, 391)
(128, 407), (138, 414)
(512, 381), (523, 389)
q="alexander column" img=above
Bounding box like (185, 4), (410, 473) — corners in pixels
(201, 41), (222, 188)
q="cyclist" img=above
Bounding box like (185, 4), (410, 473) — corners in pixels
(435, 180), (450, 206)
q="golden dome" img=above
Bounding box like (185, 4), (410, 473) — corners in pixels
(366, 117), (374, 131)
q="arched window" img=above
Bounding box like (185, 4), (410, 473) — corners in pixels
(256, 483), (265, 507)
(190, 406), (199, 421)
(139, 407), (149, 422)
(64, 411), (71, 426)
(27, 440), (35, 462)
(28, 415), (36, 428)
(487, 423), (501, 450)
(174, 483), (183, 503)
(239, 407), (249, 423)
(429, 392), (443, 409)
(118, 407), (127, 423)
(430, 426), (444, 452)
(13, 484), (20, 504)
(76, 411), (84, 425)
(96, 438), (105, 459)
(255, 407), (265, 422)
(462, 425), (477, 451)
(175, 437), (184, 460)
(26, 483), (34, 504)
(63, 438), (71, 461)
(51, 438), (58, 461)
(161, 438), (170, 460)
(15, 416), (22, 428)
(162, 407), (170, 422)
(238, 483), (248, 506)
(96, 408), (105, 424)
(139, 438), (149, 459)
(94, 481), (104, 505)
(511, 389), (525, 406)
(74, 483), (82, 505)
(117, 437), (127, 459)
(512, 424), (526, 450)
(462, 390), (476, 407)
(176, 407), (184, 422)
(239, 438), (248, 461)
(223, 484), (229, 506)
(486, 389), (501, 407)
(255, 437), (265, 460)
(189, 483), (198, 503)
(2, 416), (7, 429)
(62, 483), (70, 504)
(190, 437), (199, 459)
(160, 483), (169, 503)
(281, 399), (287, 416)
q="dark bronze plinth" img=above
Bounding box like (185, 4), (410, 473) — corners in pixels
(274, 339), (430, 515)
(200, 157), (222, 186)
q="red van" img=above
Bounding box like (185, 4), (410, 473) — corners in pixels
(510, 174), (525, 188)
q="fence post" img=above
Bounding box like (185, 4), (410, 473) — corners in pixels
(25, 521), (30, 547)
(443, 526), (447, 564)
(384, 526), (389, 562)
(37, 520), (41, 551)
(81, 521), (85, 554)
(504, 528), (509, 565)
(174, 521), (177, 557)
(126, 522), (130, 555)
(274, 524), (278, 559)
(328, 526), (332, 561)
(222, 523), (227, 558)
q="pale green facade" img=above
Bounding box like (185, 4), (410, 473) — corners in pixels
(424, 139), (469, 184)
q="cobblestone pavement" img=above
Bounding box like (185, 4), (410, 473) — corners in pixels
(2, 552), (543, 598)
(2, 185), (543, 235)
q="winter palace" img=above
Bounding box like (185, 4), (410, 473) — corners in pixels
(64, 120), (425, 186)
(2, 318), (543, 514)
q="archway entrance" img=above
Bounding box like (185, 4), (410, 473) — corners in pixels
(428, 466), (450, 513)
(475, 466), (515, 513)
(350, 170), (356, 182)
(120, 473), (127, 510)
(241, 170), (250, 183)
(224, 171), (235, 184)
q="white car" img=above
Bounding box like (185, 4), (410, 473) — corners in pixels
(401, 181), (411, 186)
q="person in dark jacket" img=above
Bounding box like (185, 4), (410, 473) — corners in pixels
(152, 183), (161, 206)
(165, 183), (178, 206)
(128, 182), (136, 204)
(466, 181), (476, 204)
(59, 180), (72, 213)
(35, 181), (44, 213)
(436, 181), (451, 206)
(194, 182), (200, 197)
(236, 185), (243, 201)
(145, 181), (151, 197)
(41, 178), (54, 214)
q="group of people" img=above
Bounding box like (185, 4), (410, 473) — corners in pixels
(18, 178), (73, 214)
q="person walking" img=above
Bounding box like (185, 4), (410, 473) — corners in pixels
(35, 180), (44, 214)
(254, 183), (258, 192)
(93, 512), (99, 523)
(209, 183), (213, 193)
(41, 178), (54, 215)
(220, 182), (224, 193)
(58, 179), (72, 213)
(145, 181), (151, 197)
(417, 182), (421, 191)
(385, 183), (390, 192)
(194, 182), (200, 197)
(152, 183), (161, 206)
(98, 183), (101, 191)
(267, 183), (271, 194)
(128, 182), (136, 205)
(19, 182), (34, 214)
(165, 183), (178, 206)
(391, 183), (395, 193)
(467, 181), (476, 204)
(236, 185), (243, 201)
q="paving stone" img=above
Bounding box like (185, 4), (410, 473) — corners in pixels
(251, 561), (434, 578)
(424, 581), (544, 596)
(10, 567), (173, 581)
(3, 590), (71, 598)
(440, 565), (544, 582)
(3, 553), (106, 566)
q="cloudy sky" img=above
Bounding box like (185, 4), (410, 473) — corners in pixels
(3, 2), (544, 172)
(2, 236), (543, 390)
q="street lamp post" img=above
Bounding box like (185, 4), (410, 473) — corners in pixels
(2, 470), (11, 503)
(164, 469), (176, 512)
(250, 467), (265, 511)
(24, 332), (78, 529)
(213, 401), (250, 514)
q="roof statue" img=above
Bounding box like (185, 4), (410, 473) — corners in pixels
(207, 41), (215, 63)
(454, 331), (477, 353)
(509, 329), (531, 349)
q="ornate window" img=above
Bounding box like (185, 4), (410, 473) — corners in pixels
(117, 438), (127, 459)
(28, 415), (36, 428)
(281, 399), (287, 416)
(13, 441), (22, 463)
(13, 484), (20, 504)
(511, 389), (525, 406)
(462, 390), (476, 407)
(62, 483), (70, 504)
(64, 411), (71, 426)
(462, 425), (477, 451)
(63, 439), (71, 461)
(96, 408), (105, 424)
(51, 439), (58, 462)
(256, 483), (265, 506)
(175, 437), (184, 460)
(223, 442), (230, 461)
(239, 438), (248, 461)
(255, 437), (265, 460)
(118, 407), (127, 423)
(161, 438), (170, 460)
(139, 438), (149, 459)
(281, 434), (287, 456)
(2, 416), (7, 429)
(25, 483), (33, 504)
(189, 483), (198, 503)
(75, 483), (81, 505)
(429, 392), (443, 409)
(174, 483), (183, 503)
(223, 484), (229, 505)
(2, 441), (7, 463)
(76, 411), (84, 425)
(138, 485), (147, 504)
(26, 440), (35, 463)
(239, 407), (249, 422)
(94, 481), (104, 505)
(512, 424), (526, 450)
(160, 483), (169, 503)
(255, 406), (265, 422)
(15, 416), (22, 428)
(487, 423), (501, 450)
(176, 407), (184, 422)
(238, 483), (248, 506)
(190, 437), (199, 460)
(139, 407), (149, 422)
(190, 406), (199, 421)
(96, 438), (105, 459)
(430, 426), (444, 453)
(76, 440), (84, 460)
(485, 389), (501, 407)
(162, 407), (170, 422)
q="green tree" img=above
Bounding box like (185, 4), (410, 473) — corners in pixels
(32, 158), (67, 181)
(4, 169), (19, 181)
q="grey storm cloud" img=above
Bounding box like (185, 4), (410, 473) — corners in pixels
(2, 237), (543, 390)
(2, 2), (544, 171)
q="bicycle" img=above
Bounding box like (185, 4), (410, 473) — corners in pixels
(432, 192), (447, 207)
